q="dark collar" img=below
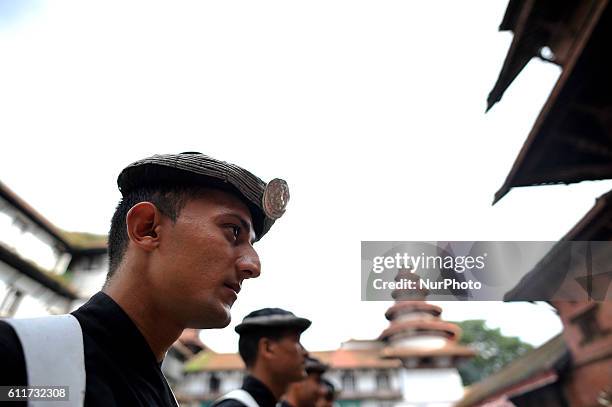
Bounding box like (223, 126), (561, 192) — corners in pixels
(241, 375), (278, 407)
(72, 291), (162, 371)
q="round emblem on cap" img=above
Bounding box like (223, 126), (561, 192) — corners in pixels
(262, 178), (289, 220)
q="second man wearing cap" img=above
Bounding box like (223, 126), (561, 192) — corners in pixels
(213, 308), (311, 407)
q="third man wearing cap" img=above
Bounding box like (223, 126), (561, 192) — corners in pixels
(280, 356), (328, 407)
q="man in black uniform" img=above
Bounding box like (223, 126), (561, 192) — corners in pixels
(0, 152), (289, 406)
(280, 356), (328, 407)
(213, 308), (311, 407)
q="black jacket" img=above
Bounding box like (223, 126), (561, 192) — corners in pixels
(213, 375), (278, 407)
(0, 292), (178, 406)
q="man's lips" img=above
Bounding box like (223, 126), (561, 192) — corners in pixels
(224, 281), (241, 295)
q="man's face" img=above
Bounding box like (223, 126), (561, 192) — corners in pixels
(151, 189), (261, 328)
(269, 331), (308, 383)
(293, 372), (324, 407)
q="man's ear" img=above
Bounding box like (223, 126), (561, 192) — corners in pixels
(125, 202), (163, 252)
(258, 337), (276, 361)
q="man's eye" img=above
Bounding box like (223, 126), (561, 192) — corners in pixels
(230, 225), (241, 238)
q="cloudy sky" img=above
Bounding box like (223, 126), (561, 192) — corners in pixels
(2, 0), (611, 352)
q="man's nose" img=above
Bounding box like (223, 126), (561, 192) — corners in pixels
(237, 246), (261, 279)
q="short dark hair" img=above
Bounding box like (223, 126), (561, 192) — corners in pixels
(321, 379), (336, 401)
(106, 184), (209, 282)
(238, 327), (293, 368)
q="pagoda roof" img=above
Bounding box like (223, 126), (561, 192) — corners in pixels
(380, 343), (475, 359)
(385, 302), (442, 321)
(379, 320), (461, 342)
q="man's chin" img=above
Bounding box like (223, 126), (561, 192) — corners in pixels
(192, 304), (232, 329)
(210, 308), (232, 328)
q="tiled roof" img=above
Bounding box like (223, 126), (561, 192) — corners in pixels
(61, 230), (107, 252)
(177, 329), (207, 354)
(185, 351), (245, 373)
(185, 348), (402, 373)
(172, 341), (197, 360)
(311, 349), (401, 369)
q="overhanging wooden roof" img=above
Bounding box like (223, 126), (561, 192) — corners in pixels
(488, 0), (607, 110)
(455, 334), (568, 407)
(489, 1), (611, 203)
(504, 189), (612, 301)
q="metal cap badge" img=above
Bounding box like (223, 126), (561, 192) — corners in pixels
(262, 178), (290, 220)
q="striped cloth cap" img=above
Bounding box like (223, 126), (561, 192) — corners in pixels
(117, 152), (289, 240)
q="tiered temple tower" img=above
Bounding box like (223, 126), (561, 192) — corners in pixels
(378, 269), (474, 406)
